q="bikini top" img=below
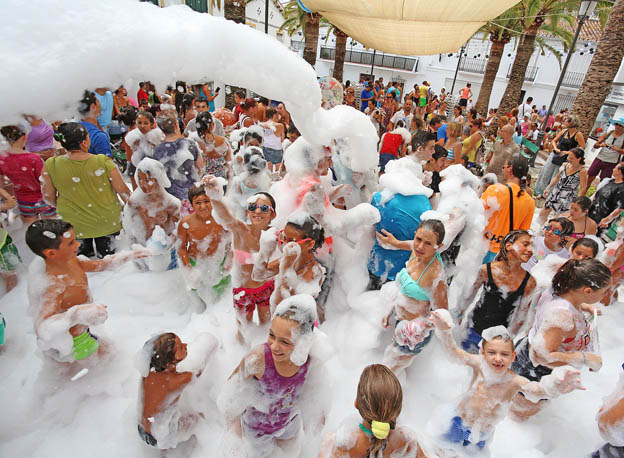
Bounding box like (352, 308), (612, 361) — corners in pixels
(397, 253), (443, 302)
(234, 248), (254, 265)
(570, 217), (587, 240)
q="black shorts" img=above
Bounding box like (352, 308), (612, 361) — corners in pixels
(138, 424), (157, 447)
(459, 98), (468, 107)
(511, 338), (552, 382)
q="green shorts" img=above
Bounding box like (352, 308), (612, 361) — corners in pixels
(72, 329), (99, 360)
(0, 230), (20, 272)
(188, 257), (231, 296)
(420, 97), (427, 107)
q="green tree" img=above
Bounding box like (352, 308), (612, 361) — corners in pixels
(496, 0), (577, 118)
(280, 0), (325, 67)
(224, 0), (247, 109)
(570, 0), (622, 138)
(474, 9), (521, 117)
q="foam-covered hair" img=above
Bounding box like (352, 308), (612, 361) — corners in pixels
(481, 325), (512, 344)
(136, 157), (171, 189)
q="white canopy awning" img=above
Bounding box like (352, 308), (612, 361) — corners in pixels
(301, 0), (520, 55)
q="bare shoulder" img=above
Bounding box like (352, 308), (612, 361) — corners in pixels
(388, 425), (421, 452)
(243, 344), (266, 379)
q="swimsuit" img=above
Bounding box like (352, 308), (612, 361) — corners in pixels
(470, 263), (531, 336)
(137, 424), (157, 447)
(0, 230), (20, 272)
(72, 328), (99, 360)
(233, 280), (275, 315)
(444, 416), (488, 449)
(397, 253), (443, 301)
(570, 217), (587, 239)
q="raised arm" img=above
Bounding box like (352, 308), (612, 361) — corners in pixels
(201, 175), (246, 234)
(431, 309), (480, 368)
(517, 366), (584, 403)
(78, 247), (151, 272)
(376, 229), (413, 251)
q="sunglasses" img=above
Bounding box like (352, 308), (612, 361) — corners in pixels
(247, 203), (272, 213)
(275, 229), (312, 245)
(544, 225), (563, 236)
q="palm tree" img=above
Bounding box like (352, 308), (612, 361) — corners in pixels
(571, 0), (624, 139)
(332, 28), (348, 82)
(474, 9), (520, 116)
(496, 0), (576, 118)
(224, 0), (247, 109)
(280, 1), (324, 67)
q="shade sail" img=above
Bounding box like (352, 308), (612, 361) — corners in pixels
(301, 0), (520, 55)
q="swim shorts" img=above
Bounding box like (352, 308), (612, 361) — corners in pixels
(72, 329), (99, 360)
(17, 199), (56, 218)
(0, 231), (21, 272)
(444, 416), (487, 449)
(138, 424), (158, 447)
(393, 319), (433, 355)
(233, 280), (275, 314)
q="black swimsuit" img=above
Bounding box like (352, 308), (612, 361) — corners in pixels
(471, 263), (531, 335)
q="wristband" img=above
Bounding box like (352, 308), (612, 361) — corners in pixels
(582, 351), (587, 366)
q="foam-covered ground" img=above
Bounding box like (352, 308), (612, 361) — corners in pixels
(0, 220), (622, 458)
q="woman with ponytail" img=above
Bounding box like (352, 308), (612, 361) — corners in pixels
(461, 230), (536, 353)
(319, 364), (425, 458)
(510, 258), (611, 419)
(481, 154), (536, 263)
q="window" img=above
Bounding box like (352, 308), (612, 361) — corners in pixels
(185, 0), (207, 13)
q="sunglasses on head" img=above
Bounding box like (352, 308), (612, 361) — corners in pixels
(275, 229), (312, 245)
(247, 203), (272, 213)
(544, 225), (563, 236)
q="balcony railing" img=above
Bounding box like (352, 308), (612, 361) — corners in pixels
(319, 46), (418, 72)
(290, 40), (305, 51)
(561, 71), (586, 88)
(458, 57), (488, 74)
(506, 65), (539, 82)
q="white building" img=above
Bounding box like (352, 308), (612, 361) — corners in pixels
(308, 19), (624, 135)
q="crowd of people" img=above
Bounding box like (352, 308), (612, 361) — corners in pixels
(1, 76), (624, 458)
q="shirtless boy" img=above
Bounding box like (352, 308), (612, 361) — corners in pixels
(123, 158), (180, 270)
(429, 309), (584, 455)
(177, 184), (230, 298)
(25, 219), (149, 362)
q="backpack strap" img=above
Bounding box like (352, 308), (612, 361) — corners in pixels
(506, 184), (514, 232)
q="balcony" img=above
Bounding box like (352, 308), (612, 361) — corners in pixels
(459, 57), (488, 74)
(319, 46), (418, 72)
(561, 71), (586, 88)
(506, 65), (539, 82)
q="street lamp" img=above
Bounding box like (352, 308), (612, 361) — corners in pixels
(534, 0), (597, 165)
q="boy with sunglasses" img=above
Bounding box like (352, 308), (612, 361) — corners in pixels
(202, 175), (276, 341)
(177, 183), (231, 305)
(522, 217), (574, 273)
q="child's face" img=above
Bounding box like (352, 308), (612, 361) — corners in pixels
(412, 228), (438, 259)
(544, 221), (564, 247)
(46, 228), (80, 260)
(583, 286), (609, 304)
(481, 339), (515, 374)
(191, 193), (212, 220)
(245, 138), (260, 147)
(247, 196), (274, 228)
(279, 224), (314, 253)
(507, 235), (533, 263)
(173, 336), (188, 364)
(137, 171), (158, 194)
(268, 316), (298, 364)
(136, 115), (152, 134)
(569, 202), (585, 220)
(571, 244), (595, 261)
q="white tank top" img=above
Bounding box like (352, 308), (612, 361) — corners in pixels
(263, 123), (282, 150)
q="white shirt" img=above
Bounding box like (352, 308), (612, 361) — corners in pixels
(518, 103), (532, 118)
(391, 110), (414, 129)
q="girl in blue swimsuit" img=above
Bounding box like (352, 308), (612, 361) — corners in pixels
(382, 219), (449, 373)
